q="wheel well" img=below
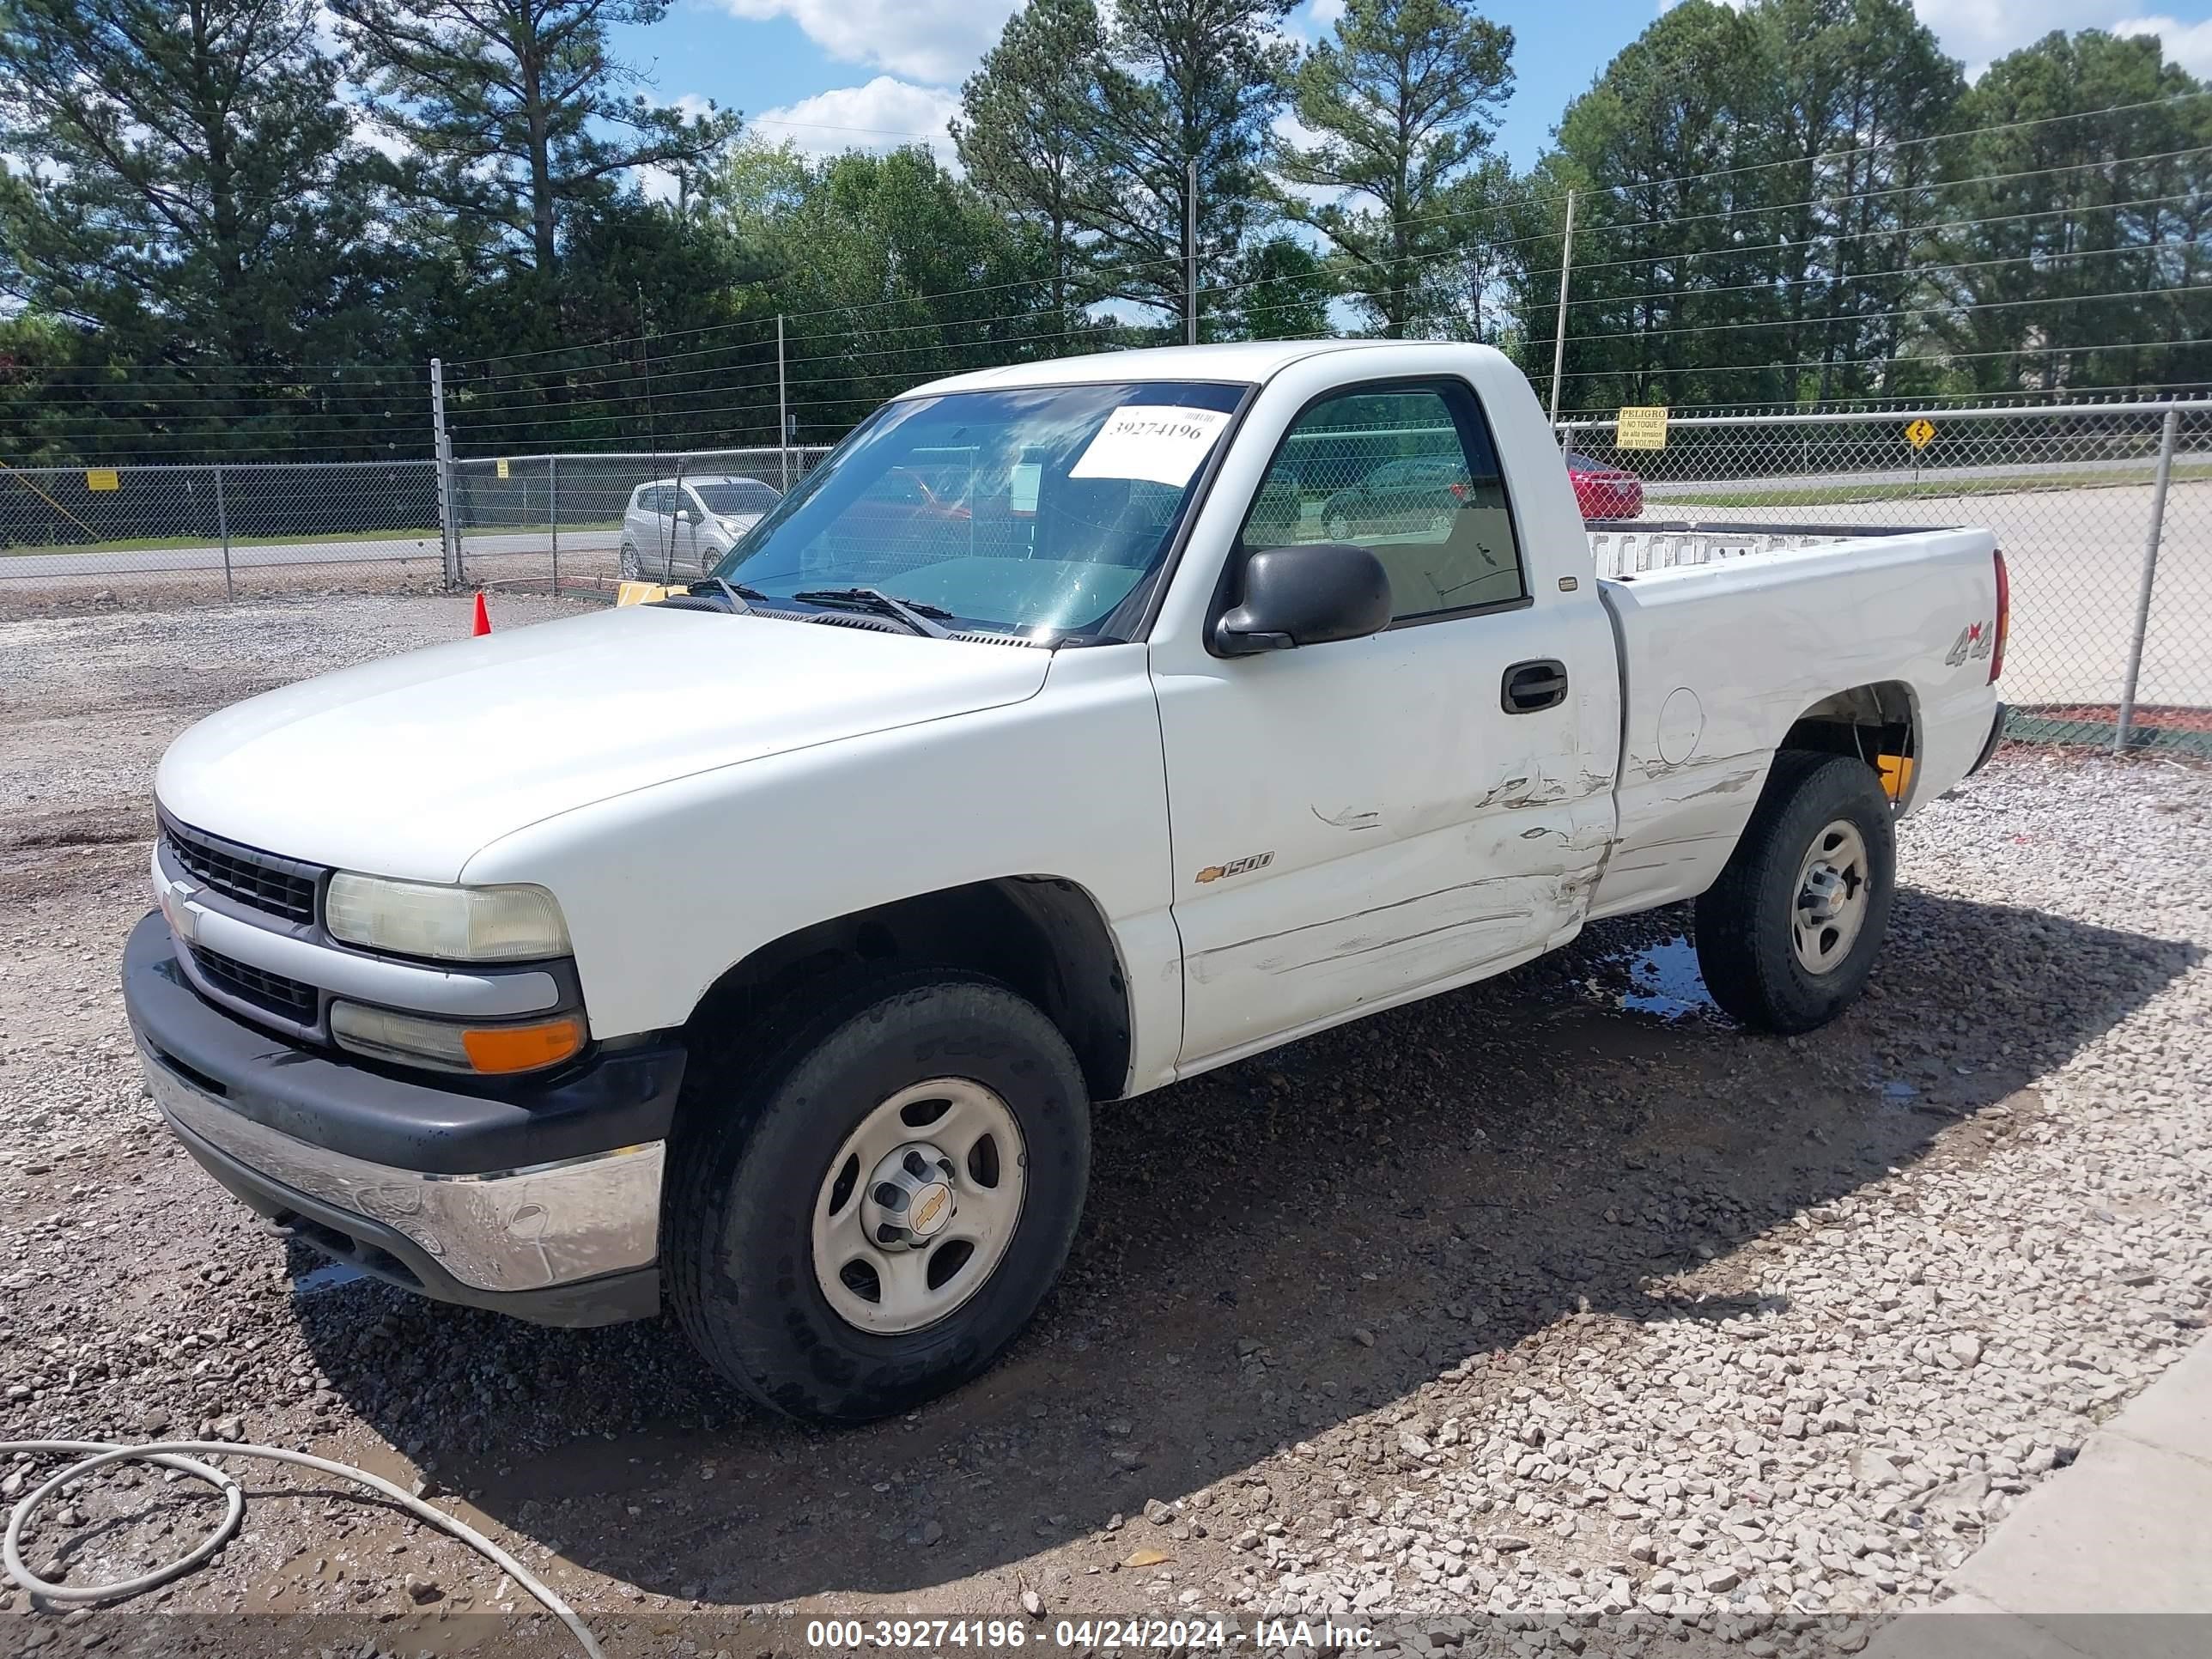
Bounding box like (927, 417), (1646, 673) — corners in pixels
(1778, 681), (1917, 774)
(683, 878), (1132, 1103)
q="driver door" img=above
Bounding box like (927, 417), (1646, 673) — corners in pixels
(1152, 379), (1618, 1069)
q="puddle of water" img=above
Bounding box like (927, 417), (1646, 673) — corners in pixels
(293, 1261), (368, 1296)
(1617, 935), (1717, 1021)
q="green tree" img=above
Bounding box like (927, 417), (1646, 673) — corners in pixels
(1753, 0), (1961, 403)
(708, 143), (1069, 438)
(1934, 29), (2212, 394)
(0, 0), (369, 367)
(1272, 0), (1514, 338)
(1071, 0), (1296, 328)
(1513, 0), (1778, 412)
(331, 0), (738, 287)
(1218, 235), (1335, 339)
(952, 0), (1108, 332)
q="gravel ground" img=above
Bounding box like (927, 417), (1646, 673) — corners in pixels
(1, 593), (2209, 1659)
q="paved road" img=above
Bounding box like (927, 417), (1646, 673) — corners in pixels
(1668, 477), (2212, 709)
(0, 527), (619, 580)
(1638, 449), (2212, 501)
(6, 476), (2207, 711)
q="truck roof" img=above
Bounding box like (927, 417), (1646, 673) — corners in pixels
(900, 338), (1498, 398)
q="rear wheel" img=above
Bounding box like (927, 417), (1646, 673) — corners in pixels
(665, 969), (1091, 1424)
(618, 542), (641, 580)
(1693, 751), (1896, 1034)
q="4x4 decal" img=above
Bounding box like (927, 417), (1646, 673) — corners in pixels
(1945, 620), (1994, 668)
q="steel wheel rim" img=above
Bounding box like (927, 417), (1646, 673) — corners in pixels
(1327, 512), (1352, 540)
(811, 1079), (1027, 1335)
(1792, 818), (1870, 975)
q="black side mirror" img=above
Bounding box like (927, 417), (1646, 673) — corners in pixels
(1214, 542), (1394, 657)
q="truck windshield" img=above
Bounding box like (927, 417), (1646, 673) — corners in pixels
(711, 380), (1246, 639)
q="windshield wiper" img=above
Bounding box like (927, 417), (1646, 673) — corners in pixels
(791, 586), (955, 640)
(684, 577), (769, 613)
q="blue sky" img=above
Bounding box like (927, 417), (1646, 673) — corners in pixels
(610, 0), (2212, 185)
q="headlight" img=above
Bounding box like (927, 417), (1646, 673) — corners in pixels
(325, 873), (570, 963)
(330, 1002), (585, 1075)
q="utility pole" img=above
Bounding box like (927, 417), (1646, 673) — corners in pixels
(778, 314), (790, 491)
(429, 357), (457, 590)
(1186, 158), (1199, 347)
(1548, 190), (1577, 424)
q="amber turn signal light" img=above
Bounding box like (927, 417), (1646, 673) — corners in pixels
(461, 1016), (585, 1074)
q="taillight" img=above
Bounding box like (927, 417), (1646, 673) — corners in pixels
(1449, 481), (1468, 501)
(1990, 549), (2008, 684)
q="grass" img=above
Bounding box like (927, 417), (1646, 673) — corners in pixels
(0, 524), (441, 558)
(1659, 461), (2212, 510)
(0, 519), (628, 558)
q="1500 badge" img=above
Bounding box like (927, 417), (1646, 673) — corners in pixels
(1194, 852), (1274, 883)
(1945, 620), (1994, 668)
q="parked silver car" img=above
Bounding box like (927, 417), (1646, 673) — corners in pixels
(619, 475), (781, 580)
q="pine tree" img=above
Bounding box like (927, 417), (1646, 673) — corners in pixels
(952, 0), (1108, 336)
(0, 0), (369, 367)
(331, 0), (738, 286)
(1070, 0), (1296, 328)
(1272, 0), (1514, 338)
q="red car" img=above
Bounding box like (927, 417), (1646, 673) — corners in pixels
(1565, 451), (1644, 520)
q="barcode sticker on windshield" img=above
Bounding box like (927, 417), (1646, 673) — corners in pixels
(1069, 405), (1234, 488)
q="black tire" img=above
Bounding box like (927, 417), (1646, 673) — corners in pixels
(665, 968), (1091, 1425)
(1693, 750), (1897, 1035)
(618, 543), (641, 580)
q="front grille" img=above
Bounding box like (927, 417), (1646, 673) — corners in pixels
(189, 942), (319, 1023)
(164, 820), (319, 924)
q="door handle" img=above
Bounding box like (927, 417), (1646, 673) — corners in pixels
(1503, 659), (1569, 714)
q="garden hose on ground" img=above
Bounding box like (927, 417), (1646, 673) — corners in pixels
(0, 1439), (601, 1659)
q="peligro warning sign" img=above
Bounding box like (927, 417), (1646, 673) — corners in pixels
(1615, 406), (1669, 450)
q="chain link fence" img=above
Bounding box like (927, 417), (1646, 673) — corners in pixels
(1559, 401), (2212, 750)
(4, 402), (2205, 752)
(443, 446), (831, 595)
(0, 459), (444, 606)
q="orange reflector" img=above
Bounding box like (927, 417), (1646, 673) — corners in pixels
(1878, 754), (1915, 803)
(462, 1017), (584, 1074)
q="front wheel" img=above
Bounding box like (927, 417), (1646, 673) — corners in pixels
(618, 542), (641, 580)
(1693, 751), (1897, 1034)
(665, 969), (1091, 1424)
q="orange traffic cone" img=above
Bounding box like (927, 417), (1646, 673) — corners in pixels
(471, 592), (491, 636)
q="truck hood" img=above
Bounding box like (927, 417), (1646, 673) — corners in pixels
(156, 605), (1050, 882)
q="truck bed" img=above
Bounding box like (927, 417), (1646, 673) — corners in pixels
(1584, 524), (2002, 922)
(1585, 519), (1938, 578)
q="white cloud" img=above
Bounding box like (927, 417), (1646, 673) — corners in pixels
(1907, 0), (2212, 70)
(2114, 14), (2212, 74)
(714, 0), (1018, 86)
(752, 77), (962, 164)
(350, 111), (409, 163)
(635, 96), (724, 202)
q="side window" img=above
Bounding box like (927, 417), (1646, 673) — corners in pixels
(1238, 383), (1526, 623)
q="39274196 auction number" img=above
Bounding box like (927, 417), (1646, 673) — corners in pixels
(806, 1620), (1030, 1648)
(801, 1618), (1229, 1650)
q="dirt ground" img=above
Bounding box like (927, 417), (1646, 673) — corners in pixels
(2, 593), (2207, 1659)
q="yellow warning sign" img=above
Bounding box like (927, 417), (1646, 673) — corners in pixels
(1616, 405), (1669, 450)
(1905, 417), (1936, 450)
(495, 458), (511, 479)
(85, 468), (119, 491)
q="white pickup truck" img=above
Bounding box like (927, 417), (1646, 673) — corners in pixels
(125, 342), (2008, 1424)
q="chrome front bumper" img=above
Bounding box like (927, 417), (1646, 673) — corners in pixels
(140, 1041), (665, 1297)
